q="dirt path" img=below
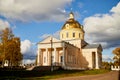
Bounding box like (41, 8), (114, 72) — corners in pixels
(52, 71), (119, 80)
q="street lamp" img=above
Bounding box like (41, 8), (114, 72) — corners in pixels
(50, 37), (53, 71)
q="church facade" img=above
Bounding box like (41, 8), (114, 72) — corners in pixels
(37, 12), (102, 69)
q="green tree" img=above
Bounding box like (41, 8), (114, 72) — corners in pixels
(112, 47), (120, 66)
(0, 28), (23, 66)
(102, 61), (112, 69)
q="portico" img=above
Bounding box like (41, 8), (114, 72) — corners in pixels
(37, 37), (64, 66)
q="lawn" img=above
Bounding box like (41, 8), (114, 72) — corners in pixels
(0, 69), (110, 80)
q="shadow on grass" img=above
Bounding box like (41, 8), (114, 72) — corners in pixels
(0, 68), (110, 80)
(0, 68), (85, 79)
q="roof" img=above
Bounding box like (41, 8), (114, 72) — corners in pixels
(83, 44), (102, 49)
(61, 19), (82, 29)
(61, 12), (84, 32)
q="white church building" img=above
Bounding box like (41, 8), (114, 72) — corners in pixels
(37, 12), (102, 69)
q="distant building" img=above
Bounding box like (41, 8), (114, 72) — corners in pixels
(37, 12), (102, 69)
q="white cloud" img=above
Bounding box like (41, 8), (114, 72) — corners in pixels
(111, 2), (120, 14)
(39, 30), (60, 39)
(21, 39), (35, 55)
(52, 30), (60, 39)
(102, 55), (113, 62)
(23, 59), (35, 64)
(83, 2), (120, 48)
(21, 40), (37, 64)
(0, 19), (10, 31)
(39, 34), (51, 39)
(0, 0), (72, 22)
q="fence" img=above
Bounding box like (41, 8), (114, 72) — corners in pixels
(111, 66), (120, 71)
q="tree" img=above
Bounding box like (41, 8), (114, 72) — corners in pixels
(112, 47), (120, 66)
(102, 61), (113, 69)
(0, 43), (4, 65)
(0, 28), (23, 66)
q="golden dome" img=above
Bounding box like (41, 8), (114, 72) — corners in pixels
(61, 12), (83, 30)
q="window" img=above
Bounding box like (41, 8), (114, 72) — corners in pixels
(66, 24), (69, 29)
(79, 33), (80, 38)
(92, 52), (96, 68)
(52, 56), (54, 63)
(60, 56), (63, 62)
(73, 32), (75, 37)
(66, 32), (68, 38)
(62, 34), (63, 38)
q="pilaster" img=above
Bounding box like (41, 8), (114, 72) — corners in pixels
(37, 49), (40, 66)
(95, 52), (99, 69)
(54, 48), (57, 64)
(46, 48), (48, 65)
(62, 42), (66, 67)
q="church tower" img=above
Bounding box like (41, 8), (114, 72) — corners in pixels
(60, 12), (85, 41)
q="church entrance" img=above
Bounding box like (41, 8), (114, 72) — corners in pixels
(92, 52), (96, 68)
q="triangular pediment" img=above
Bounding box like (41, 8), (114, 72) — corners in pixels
(39, 36), (61, 43)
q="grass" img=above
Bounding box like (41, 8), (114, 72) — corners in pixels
(21, 69), (110, 80)
(0, 69), (110, 80)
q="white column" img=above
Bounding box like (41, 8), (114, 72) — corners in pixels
(95, 52), (99, 69)
(56, 49), (59, 63)
(48, 51), (51, 66)
(54, 48), (56, 65)
(37, 49), (40, 66)
(46, 48), (48, 65)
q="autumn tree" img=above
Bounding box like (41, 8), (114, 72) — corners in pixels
(102, 61), (113, 69)
(0, 42), (4, 65)
(112, 47), (120, 66)
(0, 28), (23, 66)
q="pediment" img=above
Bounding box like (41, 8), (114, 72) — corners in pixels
(39, 36), (61, 43)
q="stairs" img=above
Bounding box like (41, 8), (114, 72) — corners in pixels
(26, 66), (35, 70)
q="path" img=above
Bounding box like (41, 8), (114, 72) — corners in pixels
(52, 71), (119, 80)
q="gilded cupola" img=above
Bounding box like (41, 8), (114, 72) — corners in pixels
(60, 12), (85, 40)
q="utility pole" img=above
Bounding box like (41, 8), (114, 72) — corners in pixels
(50, 37), (53, 71)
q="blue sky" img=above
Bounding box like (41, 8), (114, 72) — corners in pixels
(0, 0), (120, 64)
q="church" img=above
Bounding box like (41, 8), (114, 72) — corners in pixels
(37, 12), (102, 70)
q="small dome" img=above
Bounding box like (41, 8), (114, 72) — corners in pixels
(61, 12), (82, 30)
(60, 12), (85, 41)
(62, 19), (82, 30)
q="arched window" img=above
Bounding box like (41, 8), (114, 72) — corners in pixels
(62, 34), (63, 38)
(73, 32), (75, 37)
(79, 33), (80, 38)
(60, 56), (63, 62)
